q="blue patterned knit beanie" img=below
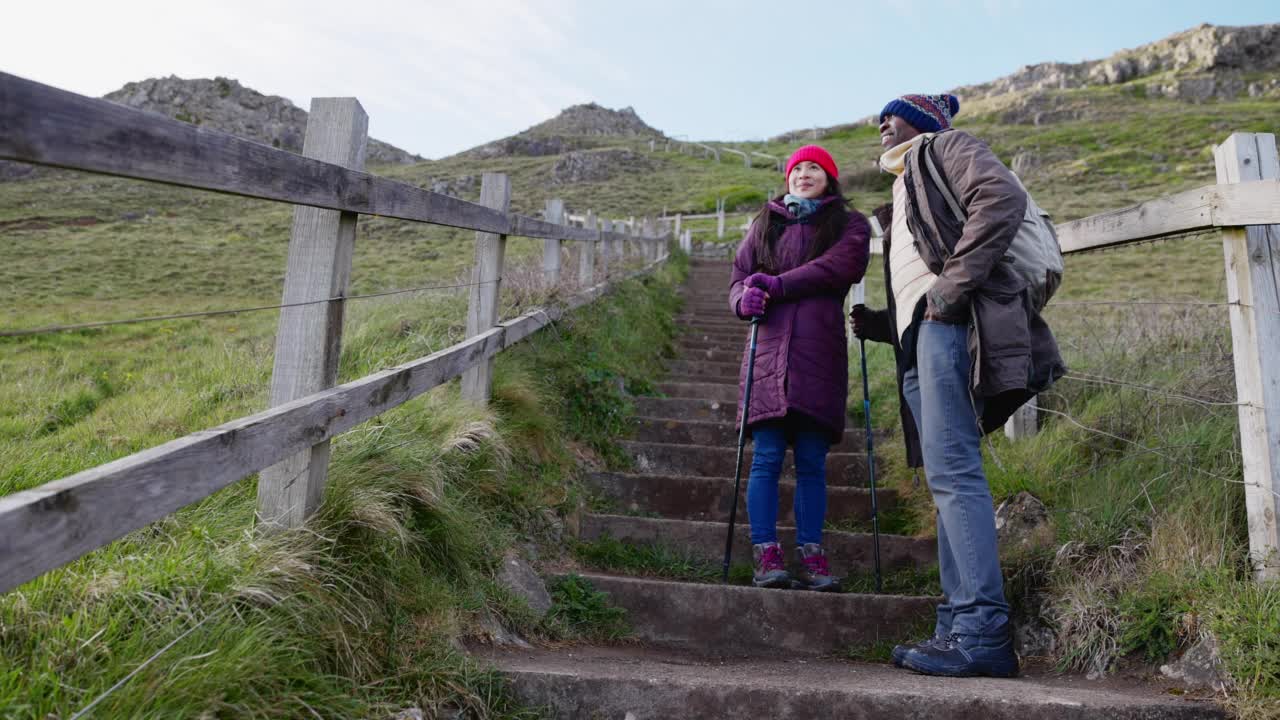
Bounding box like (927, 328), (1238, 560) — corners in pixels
(879, 94), (961, 133)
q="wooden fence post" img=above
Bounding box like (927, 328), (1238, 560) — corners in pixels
(674, 213), (682, 242)
(579, 210), (596, 286)
(1004, 398), (1038, 440)
(543, 198), (564, 285)
(617, 221), (627, 265)
(716, 198), (726, 239)
(257, 98), (368, 530)
(598, 217), (611, 278)
(1214, 132), (1280, 581)
(461, 173), (512, 404)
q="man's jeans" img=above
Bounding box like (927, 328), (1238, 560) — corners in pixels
(747, 423), (829, 546)
(903, 320), (1010, 636)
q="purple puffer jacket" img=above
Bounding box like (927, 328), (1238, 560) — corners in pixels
(729, 197), (871, 442)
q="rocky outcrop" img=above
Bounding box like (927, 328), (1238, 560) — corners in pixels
(461, 103), (662, 159)
(103, 76), (421, 165)
(535, 103), (659, 138)
(956, 23), (1280, 105)
(2, 76), (424, 183)
(550, 149), (654, 184)
(770, 22), (1280, 139)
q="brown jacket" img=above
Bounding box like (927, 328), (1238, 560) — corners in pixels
(862, 130), (1065, 467)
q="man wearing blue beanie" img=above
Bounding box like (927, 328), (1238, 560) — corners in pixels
(851, 94), (1065, 678)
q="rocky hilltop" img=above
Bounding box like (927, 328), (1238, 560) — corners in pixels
(1, 76), (422, 181)
(105, 76), (421, 164)
(772, 22), (1280, 140)
(958, 23), (1280, 103)
(459, 103), (662, 159)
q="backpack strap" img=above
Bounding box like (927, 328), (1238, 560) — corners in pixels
(921, 135), (968, 223)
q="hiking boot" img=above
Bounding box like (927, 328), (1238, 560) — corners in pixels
(752, 542), (791, 588)
(900, 621), (1019, 678)
(791, 543), (840, 592)
(891, 634), (944, 667)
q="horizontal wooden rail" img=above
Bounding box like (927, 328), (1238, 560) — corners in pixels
(0, 72), (644, 246)
(0, 260), (663, 594)
(1056, 180), (1280, 254)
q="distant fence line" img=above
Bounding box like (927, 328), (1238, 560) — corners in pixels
(0, 72), (673, 594)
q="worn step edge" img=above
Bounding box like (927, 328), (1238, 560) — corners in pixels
(487, 646), (1224, 720)
(622, 440), (869, 486)
(580, 513), (933, 575)
(665, 359), (740, 374)
(564, 572), (936, 656)
(657, 381), (737, 402)
(586, 471), (893, 524)
(633, 396), (736, 423)
(660, 376), (736, 385)
(629, 416), (882, 451)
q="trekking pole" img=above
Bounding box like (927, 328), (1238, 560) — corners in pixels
(722, 315), (761, 584)
(852, 283), (883, 593)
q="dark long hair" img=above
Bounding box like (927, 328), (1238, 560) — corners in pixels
(746, 171), (850, 275)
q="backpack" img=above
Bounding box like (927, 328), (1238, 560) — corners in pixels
(921, 137), (1064, 311)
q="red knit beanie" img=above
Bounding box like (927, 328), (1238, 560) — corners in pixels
(784, 145), (839, 181)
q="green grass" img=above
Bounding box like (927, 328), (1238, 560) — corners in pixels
(4, 74), (1280, 715)
(543, 575), (630, 642)
(572, 535), (722, 583)
(0, 256), (685, 717)
(842, 615), (936, 663)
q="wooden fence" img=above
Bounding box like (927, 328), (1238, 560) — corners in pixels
(0, 72), (672, 593)
(2, 71), (1279, 585)
(998, 133), (1280, 581)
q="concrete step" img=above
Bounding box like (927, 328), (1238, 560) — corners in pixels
(680, 339), (749, 354)
(489, 646), (1225, 720)
(662, 375), (737, 390)
(676, 313), (743, 324)
(562, 573), (936, 657)
(665, 359), (740, 379)
(580, 513), (933, 577)
(679, 328), (749, 343)
(633, 396), (736, 423)
(585, 471), (891, 524)
(674, 345), (740, 363)
(657, 381), (737, 402)
(682, 307), (740, 318)
(628, 416), (879, 452)
(675, 306), (739, 315)
(675, 328), (748, 342)
(675, 316), (745, 329)
(622, 441), (869, 486)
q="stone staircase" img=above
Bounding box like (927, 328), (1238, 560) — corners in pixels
(481, 259), (1223, 719)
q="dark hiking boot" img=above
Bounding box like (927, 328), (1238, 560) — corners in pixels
(891, 634), (944, 667)
(752, 542), (791, 588)
(900, 621), (1019, 678)
(791, 543), (840, 592)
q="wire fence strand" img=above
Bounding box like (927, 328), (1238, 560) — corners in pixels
(1061, 371), (1244, 408)
(0, 279), (496, 338)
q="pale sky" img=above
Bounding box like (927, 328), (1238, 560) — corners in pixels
(4, 1), (1276, 159)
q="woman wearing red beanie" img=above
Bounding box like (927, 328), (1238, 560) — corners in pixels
(728, 144), (871, 591)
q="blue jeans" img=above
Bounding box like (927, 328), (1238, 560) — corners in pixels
(902, 321), (1010, 636)
(747, 422), (829, 546)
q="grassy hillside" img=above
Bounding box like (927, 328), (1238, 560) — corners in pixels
(3, 62), (1280, 716)
(0, 233), (686, 716)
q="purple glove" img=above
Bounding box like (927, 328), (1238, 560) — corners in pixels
(739, 286), (767, 318)
(745, 273), (783, 298)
